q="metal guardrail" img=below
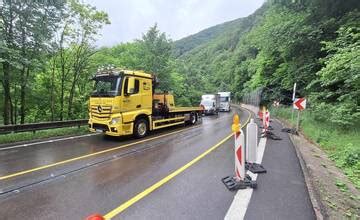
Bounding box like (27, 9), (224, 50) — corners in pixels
(0, 119), (89, 135)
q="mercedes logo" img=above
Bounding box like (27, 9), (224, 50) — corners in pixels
(97, 105), (102, 113)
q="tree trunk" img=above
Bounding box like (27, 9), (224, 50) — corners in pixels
(60, 77), (64, 121)
(50, 58), (56, 121)
(2, 62), (11, 125)
(14, 82), (17, 124)
(9, 87), (14, 125)
(67, 74), (77, 119)
(20, 67), (29, 124)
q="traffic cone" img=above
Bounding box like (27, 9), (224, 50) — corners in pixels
(85, 213), (105, 220)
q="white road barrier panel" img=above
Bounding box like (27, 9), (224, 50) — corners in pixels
(246, 119), (257, 163)
(246, 118), (266, 174)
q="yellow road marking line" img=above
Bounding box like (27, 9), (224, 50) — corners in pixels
(0, 107), (250, 182)
(0, 125), (202, 181)
(104, 107), (252, 219)
(0, 109), (243, 181)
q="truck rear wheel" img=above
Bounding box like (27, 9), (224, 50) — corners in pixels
(134, 118), (148, 138)
(190, 112), (197, 125)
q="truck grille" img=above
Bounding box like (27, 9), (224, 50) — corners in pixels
(91, 105), (112, 120)
(92, 123), (109, 132)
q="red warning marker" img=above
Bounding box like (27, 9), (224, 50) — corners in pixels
(293, 98), (306, 110)
(85, 213), (105, 220)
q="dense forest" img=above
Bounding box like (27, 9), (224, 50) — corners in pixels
(175, 0), (360, 128)
(1, 0), (359, 129)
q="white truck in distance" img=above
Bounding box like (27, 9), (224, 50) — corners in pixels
(218, 92), (231, 112)
(200, 94), (220, 115)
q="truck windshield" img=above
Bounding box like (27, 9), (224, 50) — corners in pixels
(91, 76), (122, 97)
(220, 97), (229, 102)
(201, 100), (214, 106)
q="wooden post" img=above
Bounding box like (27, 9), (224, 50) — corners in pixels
(296, 110), (300, 132)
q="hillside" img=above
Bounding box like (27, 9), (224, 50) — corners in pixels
(173, 5), (268, 57)
(174, 0), (360, 128)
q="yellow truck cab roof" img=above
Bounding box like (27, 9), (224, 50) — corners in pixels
(94, 67), (153, 79)
(121, 69), (153, 79)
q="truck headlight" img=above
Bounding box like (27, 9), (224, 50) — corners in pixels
(110, 117), (121, 125)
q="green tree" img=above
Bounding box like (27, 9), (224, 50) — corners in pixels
(0, 0), (66, 124)
(310, 14), (360, 127)
(138, 24), (173, 91)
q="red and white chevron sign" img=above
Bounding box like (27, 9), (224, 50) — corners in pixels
(234, 129), (245, 181)
(293, 98), (306, 110)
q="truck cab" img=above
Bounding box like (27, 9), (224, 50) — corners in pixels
(200, 94), (220, 115)
(218, 92), (231, 112)
(89, 69), (153, 137)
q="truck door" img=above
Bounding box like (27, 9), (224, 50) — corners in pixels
(122, 77), (142, 113)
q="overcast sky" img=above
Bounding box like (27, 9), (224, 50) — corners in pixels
(84, 0), (265, 47)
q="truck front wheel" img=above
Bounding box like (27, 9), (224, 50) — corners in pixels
(134, 118), (148, 138)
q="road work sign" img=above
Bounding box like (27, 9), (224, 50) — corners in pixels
(293, 98), (306, 110)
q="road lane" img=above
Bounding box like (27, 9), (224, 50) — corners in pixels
(0, 112), (232, 177)
(0, 107), (249, 219)
(0, 113), (235, 194)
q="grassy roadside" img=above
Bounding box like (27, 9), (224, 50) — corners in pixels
(0, 126), (90, 145)
(271, 106), (360, 189)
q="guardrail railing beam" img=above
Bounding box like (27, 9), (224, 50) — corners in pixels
(0, 119), (88, 135)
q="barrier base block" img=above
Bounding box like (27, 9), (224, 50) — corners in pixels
(281, 127), (298, 135)
(247, 162), (267, 174)
(261, 131), (282, 140)
(221, 175), (257, 191)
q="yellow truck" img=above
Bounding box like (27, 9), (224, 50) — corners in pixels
(88, 68), (203, 138)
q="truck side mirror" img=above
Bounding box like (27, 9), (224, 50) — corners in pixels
(126, 77), (135, 95)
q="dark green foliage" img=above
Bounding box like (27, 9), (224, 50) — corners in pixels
(174, 1), (360, 129)
(1, 0), (359, 129)
(0, 0), (109, 124)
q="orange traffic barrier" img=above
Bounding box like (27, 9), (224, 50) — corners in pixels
(86, 213), (105, 220)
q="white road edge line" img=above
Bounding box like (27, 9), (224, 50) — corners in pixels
(0, 133), (100, 151)
(224, 136), (267, 220)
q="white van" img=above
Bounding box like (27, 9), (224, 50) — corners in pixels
(201, 94), (220, 115)
(218, 92), (231, 112)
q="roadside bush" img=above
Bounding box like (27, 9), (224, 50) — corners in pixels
(312, 102), (360, 129)
(344, 143), (360, 167)
(272, 106), (360, 188)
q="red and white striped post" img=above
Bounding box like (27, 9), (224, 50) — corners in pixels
(221, 114), (258, 190)
(265, 110), (270, 131)
(261, 107), (266, 134)
(232, 114), (245, 181)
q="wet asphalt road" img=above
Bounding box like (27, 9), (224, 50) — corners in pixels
(0, 108), (249, 219)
